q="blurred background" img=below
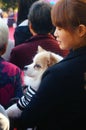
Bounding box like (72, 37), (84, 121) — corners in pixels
(0, 0), (18, 41)
(0, 0), (57, 41)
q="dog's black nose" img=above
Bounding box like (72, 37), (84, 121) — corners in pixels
(24, 66), (28, 70)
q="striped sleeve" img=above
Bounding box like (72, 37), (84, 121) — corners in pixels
(17, 86), (36, 111)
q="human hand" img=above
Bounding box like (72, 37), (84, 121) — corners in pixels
(6, 104), (22, 118)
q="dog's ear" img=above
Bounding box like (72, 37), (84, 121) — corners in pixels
(47, 53), (58, 67)
(37, 46), (46, 53)
(48, 53), (63, 67)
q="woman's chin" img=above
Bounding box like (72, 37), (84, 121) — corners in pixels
(59, 45), (68, 50)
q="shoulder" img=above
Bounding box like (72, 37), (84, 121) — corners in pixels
(12, 43), (28, 51)
(2, 60), (21, 73)
(15, 25), (29, 33)
(15, 19), (29, 34)
(46, 52), (86, 76)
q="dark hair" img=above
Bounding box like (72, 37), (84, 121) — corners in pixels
(17, 0), (39, 25)
(28, 1), (53, 34)
(51, 0), (86, 31)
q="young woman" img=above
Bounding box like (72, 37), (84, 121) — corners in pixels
(7, 0), (86, 130)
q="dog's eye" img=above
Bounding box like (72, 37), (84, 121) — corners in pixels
(34, 64), (41, 68)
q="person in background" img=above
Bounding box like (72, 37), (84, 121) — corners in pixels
(14, 0), (39, 46)
(0, 105), (10, 130)
(2, 11), (8, 24)
(2, 39), (15, 61)
(0, 8), (3, 18)
(0, 19), (23, 109)
(7, 8), (15, 28)
(9, 0), (86, 130)
(17, 0), (39, 25)
(10, 1), (69, 70)
(1, 10), (15, 61)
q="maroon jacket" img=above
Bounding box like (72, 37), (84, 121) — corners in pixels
(10, 34), (69, 69)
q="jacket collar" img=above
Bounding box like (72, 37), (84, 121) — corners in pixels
(27, 34), (55, 42)
(62, 46), (86, 61)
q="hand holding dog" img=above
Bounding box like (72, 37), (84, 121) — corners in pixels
(6, 104), (22, 118)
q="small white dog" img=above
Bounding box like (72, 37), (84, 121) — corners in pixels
(24, 46), (63, 91)
(6, 46), (63, 118)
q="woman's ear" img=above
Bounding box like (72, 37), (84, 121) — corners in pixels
(78, 24), (86, 37)
(29, 23), (36, 36)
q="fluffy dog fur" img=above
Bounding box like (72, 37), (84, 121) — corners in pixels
(24, 46), (63, 91)
(6, 46), (63, 118)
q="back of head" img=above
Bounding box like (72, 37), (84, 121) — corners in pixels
(28, 1), (53, 34)
(51, 0), (86, 31)
(0, 19), (8, 49)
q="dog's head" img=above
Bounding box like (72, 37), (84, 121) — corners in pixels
(24, 46), (63, 78)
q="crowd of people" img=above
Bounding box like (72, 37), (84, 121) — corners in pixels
(0, 7), (17, 27)
(0, 0), (86, 130)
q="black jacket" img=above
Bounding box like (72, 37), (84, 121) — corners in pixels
(13, 46), (86, 130)
(14, 25), (32, 46)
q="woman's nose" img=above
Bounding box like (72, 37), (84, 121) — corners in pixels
(54, 28), (58, 38)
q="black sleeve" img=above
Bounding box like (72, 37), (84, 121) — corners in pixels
(12, 68), (60, 129)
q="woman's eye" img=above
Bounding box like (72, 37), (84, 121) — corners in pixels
(34, 64), (41, 68)
(57, 27), (62, 30)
